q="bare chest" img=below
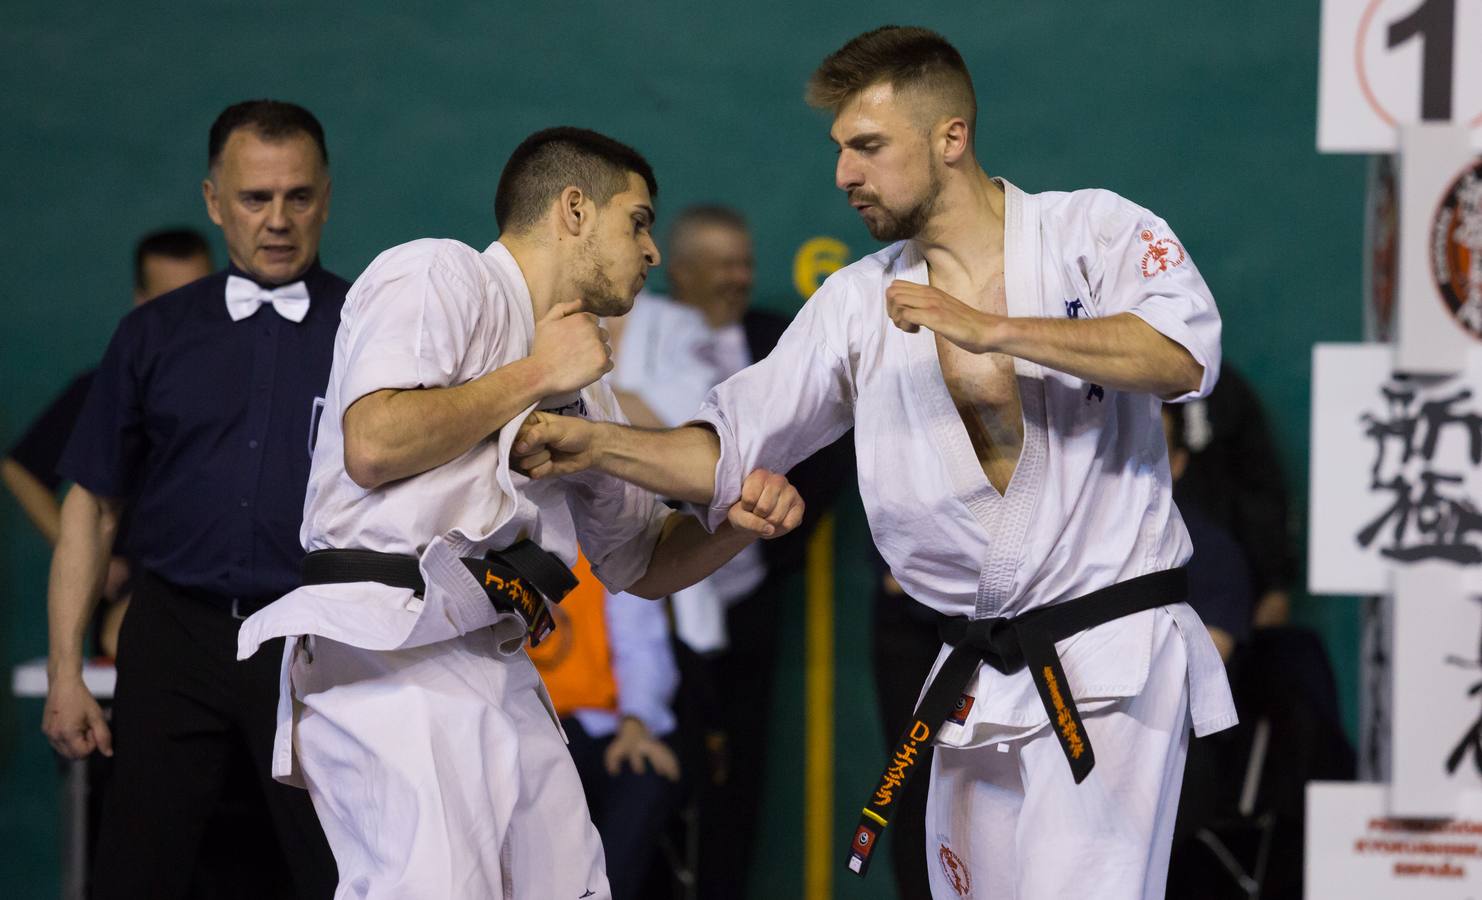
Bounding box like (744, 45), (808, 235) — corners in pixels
(932, 271), (1023, 495)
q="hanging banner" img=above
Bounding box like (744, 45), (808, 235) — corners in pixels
(1392, 567), (1482, 815)
(1309, 344), (1482, 594)
(1396, 125), (1481, 373)
(1318, 0), (1482, 153)
(1307, 782), (1482, 895)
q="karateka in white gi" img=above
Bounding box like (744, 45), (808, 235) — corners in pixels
(235, 127), (805, 900)
(511, 28), (1236, 900)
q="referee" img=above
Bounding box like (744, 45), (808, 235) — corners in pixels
(41, 100), (345, 899)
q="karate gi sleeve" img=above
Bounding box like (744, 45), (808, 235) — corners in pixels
(570, 384), (677, 594)
(689, 279), (857, 530)
(1089, 196), (1222, 401)
(336, 240), (492, 412)
(606, 589), (678, 736)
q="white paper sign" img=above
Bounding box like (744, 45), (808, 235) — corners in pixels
(1309, 344), (1482, 594)
(1307, 782), (1482, 896)
(1396, 125), (1482, 373)
(1393, 568), (1482, 815)
(1319, 0), (1482, 152)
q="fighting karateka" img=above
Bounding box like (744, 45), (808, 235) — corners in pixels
(235, 126), (805, 900)
(511, 28), (1236, 900)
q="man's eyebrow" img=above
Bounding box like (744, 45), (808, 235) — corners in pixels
(843, 132), (887, 149)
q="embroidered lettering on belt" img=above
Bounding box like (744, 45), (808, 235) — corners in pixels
(1042, 665), (1085, 759)
(872, 719), (931, 808)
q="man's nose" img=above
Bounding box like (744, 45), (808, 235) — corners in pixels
(836, 153), (863, 192)
(644, 235), (661, 267)
(266, 198), (290, 231)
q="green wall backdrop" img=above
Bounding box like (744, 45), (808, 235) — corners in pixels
(1, 2), (1364, 896)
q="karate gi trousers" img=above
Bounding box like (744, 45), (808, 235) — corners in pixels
(285, 627), (610, 900)
(924, 610), (1191, 900)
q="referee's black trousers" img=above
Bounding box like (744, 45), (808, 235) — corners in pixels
(89, 571), (337, 899)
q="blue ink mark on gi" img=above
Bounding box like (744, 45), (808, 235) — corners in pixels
(1065, 298), (1085, 319)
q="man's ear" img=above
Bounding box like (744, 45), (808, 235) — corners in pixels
(202, 176), (224, 227)
(558, 186), (589, 237)
(940, 117), (970, 166)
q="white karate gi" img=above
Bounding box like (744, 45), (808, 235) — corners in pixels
(609, 291), (765, 652)
(688, 180), (1237, 899)
(236, 238), (671, 900)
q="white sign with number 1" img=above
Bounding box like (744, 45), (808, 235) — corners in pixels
(1319, 0), (1482, 152)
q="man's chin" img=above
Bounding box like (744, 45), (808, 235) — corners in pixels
(250, 256), (311, 285)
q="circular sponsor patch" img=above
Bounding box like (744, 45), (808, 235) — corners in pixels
(1432, 160), (1482, 339)
(938, 843), (972, 896)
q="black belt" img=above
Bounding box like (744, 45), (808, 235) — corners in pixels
(300, 540), (578, 647)
(846, 567), (1187, 878)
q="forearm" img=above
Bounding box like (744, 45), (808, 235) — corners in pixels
(344, 357), (548, 488)
(986, 313), (1203, 398)
(47, 485), (119, 677)
(591, 423), (723, 504)
(626, 512), (757, 600)
(1, 458), (62, 544)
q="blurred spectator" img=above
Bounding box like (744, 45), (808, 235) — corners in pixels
(528, 554), (682, 900)
(1164, 401), (1352, 899)
(1165, 403), (1256, 660)
(3, 228), (212, 656)
(41, 100), (343, 899)
(1172, 364), (1296, 627)
(606, 204), (855, 899)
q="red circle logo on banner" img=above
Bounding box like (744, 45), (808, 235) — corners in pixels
(1431, 159), (1482, 339)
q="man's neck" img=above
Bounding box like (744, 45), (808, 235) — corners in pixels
(228, 256), (315, 288)
(913, 167), (1006, 291)
(500, 234), (576, 321)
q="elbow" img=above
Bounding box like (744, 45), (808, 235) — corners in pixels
(1160, 349), (1205, 400)
(343, 437), (392, 490)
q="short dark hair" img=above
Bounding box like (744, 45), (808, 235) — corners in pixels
(208, 100), (329, 171)
(494, 127), (658, 234)
(806, 26), (976, 128)
(134, 228), (212, 289)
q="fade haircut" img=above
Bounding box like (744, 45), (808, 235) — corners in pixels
(806, 26), (977, 133)
(495, 127), (658, 234)
(134, 228), (211, 289)
(667, 204), (748, 261)
(208, 100), (329, 171)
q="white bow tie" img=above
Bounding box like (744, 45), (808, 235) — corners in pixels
(225, 275), (311, 323)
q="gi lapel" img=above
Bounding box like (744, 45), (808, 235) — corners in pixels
(897, 181), (1049, 619)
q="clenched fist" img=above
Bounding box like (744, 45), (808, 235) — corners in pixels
(512, 411), (601, 479)
(885, 280), (1000, 354)
(727, 469), (805, 539)
(530, 300), (612, 396)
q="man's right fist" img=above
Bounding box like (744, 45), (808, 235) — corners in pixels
(529, 300), (612, 396)
(42, 675), (112, 760)
(512, 411), (602, 479)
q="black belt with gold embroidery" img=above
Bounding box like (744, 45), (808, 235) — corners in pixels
(846, 567), (1187, 878)
(300, 539), (578, 647)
